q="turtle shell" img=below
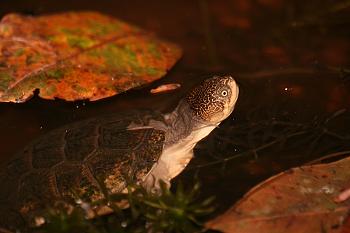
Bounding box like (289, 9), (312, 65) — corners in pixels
(0, 110), (165, 231)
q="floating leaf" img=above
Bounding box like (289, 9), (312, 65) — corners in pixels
(206, 156), (350, 233)
(0, 11), (182, 102)
(150, 83), (181, 94)
(336, 188), (350, 203)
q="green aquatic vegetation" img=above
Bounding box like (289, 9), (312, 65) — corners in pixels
(41, 205), (96, 233)
(194, 107), (350, 170)
(39, 180), (214, 233)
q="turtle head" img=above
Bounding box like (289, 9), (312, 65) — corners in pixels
(186, 75), (239, 124)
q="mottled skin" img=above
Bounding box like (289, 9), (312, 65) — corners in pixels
(0, 75), (239, 232)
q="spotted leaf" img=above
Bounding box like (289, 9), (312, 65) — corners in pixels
(0, 11), (182, 102)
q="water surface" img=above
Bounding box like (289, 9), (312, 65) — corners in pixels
(0, 0), (349, 216)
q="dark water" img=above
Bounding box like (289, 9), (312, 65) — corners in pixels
(1, 0), (350, 216)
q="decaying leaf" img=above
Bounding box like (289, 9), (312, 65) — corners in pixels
(0, 11), (182, 102)
(206, 156), (350, 233)
(341, 216), (350, 233)
(150, 83), (181, 94)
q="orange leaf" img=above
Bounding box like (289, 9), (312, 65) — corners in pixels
(207, 156), (350, 233)
(0, 12), (182, 102)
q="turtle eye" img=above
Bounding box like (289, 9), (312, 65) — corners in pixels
(221, 90), (228, 97)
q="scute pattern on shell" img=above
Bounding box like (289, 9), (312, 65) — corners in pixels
(186, 76), (233, 121)
(0, 110), (165, 231)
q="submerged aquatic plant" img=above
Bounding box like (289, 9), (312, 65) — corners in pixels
(39, 180), (214, 233)
(194, 107), (350, 170)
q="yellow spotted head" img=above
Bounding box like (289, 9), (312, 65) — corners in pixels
(186, 75), (239, 123)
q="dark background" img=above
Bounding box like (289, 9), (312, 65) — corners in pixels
(1, 0), (350, 214)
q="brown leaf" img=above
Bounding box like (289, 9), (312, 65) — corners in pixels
(0, 12), (182, 102)
(206, 156), (350, 233)
(341, 216), (350, 233)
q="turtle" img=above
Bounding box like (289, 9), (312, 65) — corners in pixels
(0, 75), (239, 232)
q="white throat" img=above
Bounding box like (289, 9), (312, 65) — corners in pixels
(162, 123), (218, 177)
(143, 122), (218, 189)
